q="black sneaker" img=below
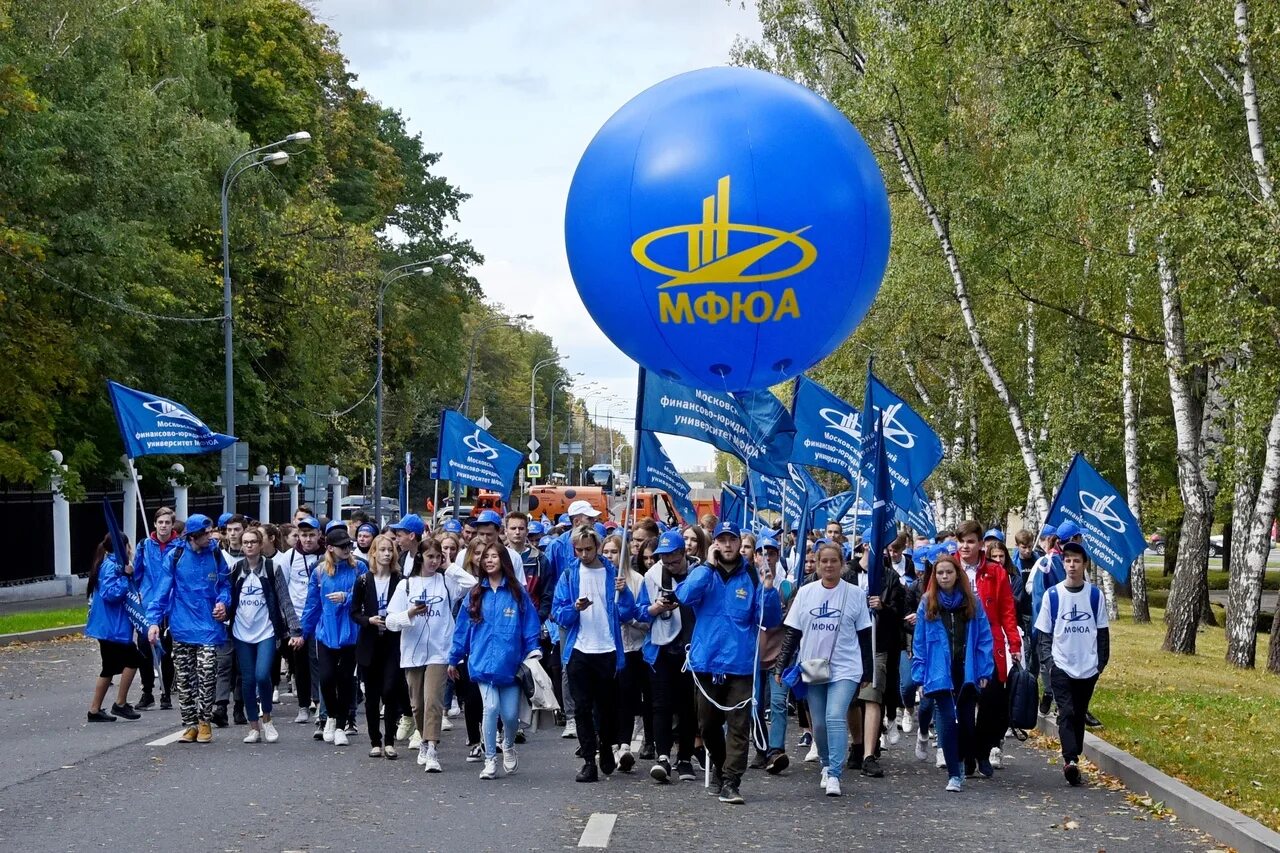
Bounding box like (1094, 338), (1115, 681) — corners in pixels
(313, 721), (324, 741)
(650, 757), (672, 784)
(135, 693), (156, 711)
(159, 694), (172, 710)
(764, 748), (790, 775)
(111, 702), (141, 721)
(1039, 693), (1052, 715)
(211, 705), (229, 728)
(1084, 711), (1102, 728)
(964, 757), (977, 778)
(87, 709), (117, 722)
(618, 749), (635, 773)
(554, 711), (566, 727)
(718, 781), (745, 804)
(515, 729), (527, 745)
(576, 761), (599, 783)
(748, 750), (768, 770)
(345, 722), (358, 735)
(466, 744), (484, 762)
(599, 747), (617, 776)
(1064, 760), (1082, 786)
(847, 751), (863, 770)
(705, 768), (723, 794)
(693, 745), (707, 768)
(977, 757), (994, 778)
(233, 703), (247, 726)
(638, 741), (656, 760)
(798, 731), (813, 747)
(861, 755), (884, 778)
(676, 760), (697, 781)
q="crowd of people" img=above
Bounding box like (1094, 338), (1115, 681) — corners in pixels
(83, 497), (1110, 803)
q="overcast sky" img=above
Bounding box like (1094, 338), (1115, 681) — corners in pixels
(313, 0), (763, 471)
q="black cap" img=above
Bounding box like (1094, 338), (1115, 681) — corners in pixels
(1061, 541), (1089, 560)
(325, 527), (352, 548)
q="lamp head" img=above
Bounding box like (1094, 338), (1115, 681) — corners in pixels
(285, 131), (312, 143)
(262, 151), (289, 167)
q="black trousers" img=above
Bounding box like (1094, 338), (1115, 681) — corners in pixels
(650, 648), (696, 761)
(617, 649), (652, 746)
(360, 643), (401, 746)
(284, 641), (312, 710)
(135, 627), (174, 697)
(317, 643), (357, 728)
(694, 673), (753, 785)
(568, 649), (618, 762)
(975, 677), (1010, 754)
(1050, 667), (1098, 763)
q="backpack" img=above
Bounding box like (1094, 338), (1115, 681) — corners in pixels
(1047, 585), (1101, 626)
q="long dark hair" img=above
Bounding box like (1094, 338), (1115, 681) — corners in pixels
(88, 534), (121, 598)
(467, 542), (522, 622)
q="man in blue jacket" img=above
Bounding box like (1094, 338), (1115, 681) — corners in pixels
(677, 521), (782, 805)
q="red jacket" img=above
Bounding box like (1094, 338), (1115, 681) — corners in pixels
(972, 560), (1021, 683)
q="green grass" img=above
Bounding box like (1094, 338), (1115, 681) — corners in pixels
(1141, 568), (1280, 592)
(0, 606), (87, 635)
(1087, 602), (1280, 831)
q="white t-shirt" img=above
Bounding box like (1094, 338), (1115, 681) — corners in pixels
(1034, 581), (1108, 679)
(233, 570), (274, 644)
(573, 565), (615, 654)
(785, 579), (872, 683)
(279, 548), (321, 618)
(374, 575), (391, 611)
(385, 569), (470, 667)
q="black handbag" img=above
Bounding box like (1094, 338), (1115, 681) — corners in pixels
(1006, 661), (1039, 731)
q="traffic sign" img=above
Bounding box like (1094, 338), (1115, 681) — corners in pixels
(526, 463), (542, 479)
(429, 458), (439, 479)
(527, 438), (541, 451)
(528, 451), (540, 463)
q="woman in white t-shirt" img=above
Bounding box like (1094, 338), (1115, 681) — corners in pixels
(775, 541), (873, 798)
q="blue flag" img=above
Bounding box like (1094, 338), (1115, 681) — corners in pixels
(721, 481), (748, 528)
(398, 469), (408, 518)
(102, 498), (149, 636)
(748, 469), (783, 514)
(810, 489), (858, 532)
(791, 376), (862, 484)
(640, 370), (795, 478)
(779, 464), (824, 528)
(106, 381), (236, 458)
(436, 410), (523, 501)
(860, 387), (895, 599)
(866, 374), (944, 514)
(634, 431), (698, 523)
(1045, 454), (1145, 583)
(897, 487), (938, 539)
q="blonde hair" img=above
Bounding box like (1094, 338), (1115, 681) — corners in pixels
(322, 545), (357, 577)
(370, 533), (400, 572)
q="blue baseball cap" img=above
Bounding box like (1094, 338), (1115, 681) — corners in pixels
(540, 514), (551, 525)
(442, 518), (463, 534)
(984, 528), (1005, 543)
(389, 513), (426, 536)
(757, 535), (780, 552)
(527, 521), (545, 537)
(185, 514), (214, 537)
(1040, 524), (1058, 540)
(469, 509), (503, 528)
(811, 537), (832, 553)
(942, 540), (959, 555)
(296, 515), (320, 530)
(325, 519), (345, 533)
(216, 512), (234, 528)
(1056, 520), (1083, 541)
(713, 520), (741, 539)
(557, 514), (570, 526)
(653, 529), (686, 555)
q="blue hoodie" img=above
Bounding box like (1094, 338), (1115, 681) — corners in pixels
(85, 554), (134, 644)
(133, 532), (179, 611)
(551, 557), (638, 672)
(911, 597), (995, 695)
(145, 539), (231, 646)
(677, 558), (782, 677)
(449, 576), (541, 685)
(300, 557), (361, 649)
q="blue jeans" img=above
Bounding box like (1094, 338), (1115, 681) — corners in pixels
(899, 650), (919, 709)
(917, 693), (935, 733)
(754, 670), (790, 751)
(806, 679), (859, 780)
(479, 681), (521, 760)
(930, 687), (978, 779)
(234, 637), (275, 722)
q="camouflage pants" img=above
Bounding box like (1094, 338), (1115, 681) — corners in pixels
(173, 642), (216, 726)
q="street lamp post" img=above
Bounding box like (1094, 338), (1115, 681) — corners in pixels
(606, 402), (630, 468)
(373, 255), (452, 527)
(547, 375), (581, 482)
(578, 388), (609, 482)
(591, 395), (620, 468)
(220, 131), (310, 512)
(528, 356), (561, 487)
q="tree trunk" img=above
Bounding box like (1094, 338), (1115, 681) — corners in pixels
(1163, 515), (1180, 578)
(1122, 226), (1150, 622)
(1236, 0), (1274, 205)
(1230, 394), (1280, 667)
(884, 119), (1050, 523)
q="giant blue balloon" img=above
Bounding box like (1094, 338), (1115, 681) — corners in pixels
(565, 67), (891, 392)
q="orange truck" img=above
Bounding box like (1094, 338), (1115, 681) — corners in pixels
(527, 486), (611, 523)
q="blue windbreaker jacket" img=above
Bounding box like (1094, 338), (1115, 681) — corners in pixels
(449, 577), (541, 685)
(551, 557), (638, 672)
(677, 558), (782, 677)
(132, 533), (179, 612)
(911, 599), (995, 695)
(85, 554), (134, 644)
(300, 558), (361, 649)
(145, 540), (232, 646)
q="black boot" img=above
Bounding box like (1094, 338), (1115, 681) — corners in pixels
(135, 692), (156, 711)
(159, 693), (172, 710)
(576, 761), (599, 783)
(211, 703), (229, 728)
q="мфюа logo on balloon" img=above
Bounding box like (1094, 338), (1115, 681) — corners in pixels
(632, 175), (815, 326)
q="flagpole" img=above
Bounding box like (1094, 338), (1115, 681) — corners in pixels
(125, 456), (152, 541)
(617, 367), (646, 603)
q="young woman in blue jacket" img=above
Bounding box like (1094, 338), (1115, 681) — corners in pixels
(86, 535), (145, 722)
(300, 526), (362, 748)
(449, 542), (541, 781)
(911, 553), (994, 792)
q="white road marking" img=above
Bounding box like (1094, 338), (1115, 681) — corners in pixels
(578, 813), (617, 848)
(146, 729), (188, 747)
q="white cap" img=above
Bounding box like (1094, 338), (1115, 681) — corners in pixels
(567, 500), (601, 518)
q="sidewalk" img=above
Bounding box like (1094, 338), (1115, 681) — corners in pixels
(0, 593), (83, 617)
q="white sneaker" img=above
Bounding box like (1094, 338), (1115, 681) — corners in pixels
(503, 745), (517, 774)
(369, 746), (383, 758)
(333, 727), (349, 747)
(409, 731), (423, 750)
(396, 715), (415, 742)
(293, 708), (310, 724)
(819, 765), (830, 788)
(417, 745), (429, 765)
(561, 719), (577, 739)
(879, 732), (887, 750)
(243, 728), (261, 744)
(322, 718), (337, 743)
(935, 747), (946, 769)
(805, 743), (819, 762)
(989, 747), (1002, 769)
(902, 712), (915, 734)
(262, 720), (279, 743)
(441, 716), (454, 731)
(424, 745), (442, 773)
(447, 701), (461, 718)
(272, 688), (280, 703)
(915, 732), (928, 761)
(825, 776), (842, 797)
(946, 775), (963, 792)
(887, 725), (901, 746)
(480, 757), (497, 780)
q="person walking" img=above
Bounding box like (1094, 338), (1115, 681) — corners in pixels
(86, 536), (145, 722)
(145, 514), (231, 743)
(352, 531), (405, 758)
(300, 526), (362, 747)
(911, 553), (994, 792)
(226, 527), (300, 744)
(448, 543), (542, 780)
(131, 506), (179, 710)
(278, 516), (324, 726)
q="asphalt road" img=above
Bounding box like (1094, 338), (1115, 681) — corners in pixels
(0, 637), (1225, 852)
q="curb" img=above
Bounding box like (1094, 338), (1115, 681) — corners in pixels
(0, 625), (86, 646)
(1037, 713), (1280, 853)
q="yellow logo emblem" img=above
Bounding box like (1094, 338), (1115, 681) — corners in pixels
(735, 588), (748, 599)
(632, 176), (814, 325)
